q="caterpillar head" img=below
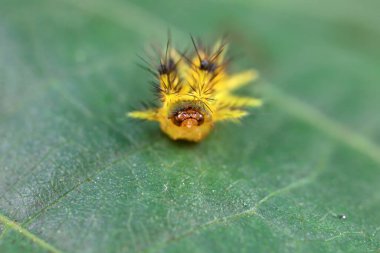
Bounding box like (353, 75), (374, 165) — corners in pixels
(158, 100), (213, 142)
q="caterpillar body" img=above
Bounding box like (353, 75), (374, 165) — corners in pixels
(128, 37), (262, 142)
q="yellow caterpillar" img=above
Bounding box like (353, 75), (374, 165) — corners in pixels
(128, 37), (262, 142)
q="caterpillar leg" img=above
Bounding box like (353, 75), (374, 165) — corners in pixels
(128, 110), (158, 121)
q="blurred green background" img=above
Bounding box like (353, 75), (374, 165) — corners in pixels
(1, 0), (380, 252)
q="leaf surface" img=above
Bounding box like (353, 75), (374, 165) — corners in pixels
(0, 0), (380, 252)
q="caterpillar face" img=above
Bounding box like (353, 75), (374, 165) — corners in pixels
(160, 101), (213, 141)
(172, 108), (204, 128)
(128, 37), (262, 142)
(169, 101), (207, 127)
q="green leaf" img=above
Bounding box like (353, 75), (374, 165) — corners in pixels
(1, 0), (380, 252)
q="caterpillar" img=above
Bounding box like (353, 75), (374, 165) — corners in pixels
(128, 36), (262, 142)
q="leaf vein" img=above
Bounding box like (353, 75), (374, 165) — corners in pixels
(0, 213), (63, 253)
(21, 139), (161, 228)
(144, 158), (327, 253)
(263, 84), (380, 165)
